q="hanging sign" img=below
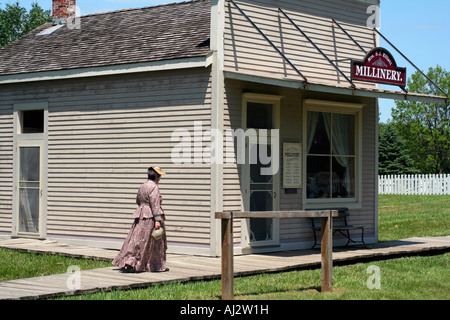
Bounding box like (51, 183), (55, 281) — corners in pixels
(351, 47), (406, 86)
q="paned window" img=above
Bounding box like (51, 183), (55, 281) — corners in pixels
(306, 111), (356, 200)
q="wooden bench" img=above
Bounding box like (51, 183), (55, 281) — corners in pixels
(309, 208), (365, 249)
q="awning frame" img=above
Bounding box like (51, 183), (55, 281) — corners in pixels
(226, 0), (448, 105)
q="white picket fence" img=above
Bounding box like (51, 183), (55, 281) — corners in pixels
(378, 174), (450, 195)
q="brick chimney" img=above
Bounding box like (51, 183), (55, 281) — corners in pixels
(52, 0), (76, 24)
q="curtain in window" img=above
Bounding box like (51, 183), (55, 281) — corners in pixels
(323, 114), (352, 196)
(306, 111), (320, 153)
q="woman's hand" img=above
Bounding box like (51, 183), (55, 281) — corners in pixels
(155, 221), (161, 230)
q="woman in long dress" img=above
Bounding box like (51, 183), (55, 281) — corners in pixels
(112, 166), (169, 272)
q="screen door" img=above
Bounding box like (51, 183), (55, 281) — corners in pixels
(243, 100), (280, 247)
(248, 142), (275, 242)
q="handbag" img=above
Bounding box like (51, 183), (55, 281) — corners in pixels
(151, 227), (164, 240)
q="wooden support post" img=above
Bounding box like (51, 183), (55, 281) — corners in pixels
(321, 211), (333, 292)
(216, 210), (337, 298)
(221, 212), (234, 300)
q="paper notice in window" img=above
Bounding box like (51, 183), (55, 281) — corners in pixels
(283, 143), (302, 189)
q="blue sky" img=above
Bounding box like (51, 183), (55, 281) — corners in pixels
(5, 0), (450, 122)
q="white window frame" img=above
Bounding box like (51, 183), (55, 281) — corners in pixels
(302, 99), (364, 209)
(12, 102), (48, 238)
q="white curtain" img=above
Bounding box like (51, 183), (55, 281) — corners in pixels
(322, 113), (352, 197)
(306, 111), (320, 152)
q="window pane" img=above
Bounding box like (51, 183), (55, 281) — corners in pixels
(332, 156), (355, 198)
(250, 144), (273, 183)
(308, 112), (330, 154)
(249, 218), (273, 242)
(20, 147), (40, 182)
(22, 110), (44, 133)
(247, 103), (273, 129)
(19, 188), (40, 233)
(307, 155), (330, 198)
(18, 146), (41, 234)
(331, 114), (355, 155)
(249, 190), (273, 242)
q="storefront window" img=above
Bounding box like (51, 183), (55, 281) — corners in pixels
(306, 111), (356, 199)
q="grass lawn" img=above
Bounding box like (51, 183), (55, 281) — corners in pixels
(378, 195), (450, 242)
(58, 253), (449, 300)
(0, 249), (111, 282)
(0, 194), (448, 300)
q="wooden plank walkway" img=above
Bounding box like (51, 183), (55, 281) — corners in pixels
(0, 236), (449, 300)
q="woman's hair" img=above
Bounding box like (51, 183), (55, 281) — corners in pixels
(147, 167), (161, 181)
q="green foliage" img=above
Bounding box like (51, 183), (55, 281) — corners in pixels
(0, 1), (51, 47)
(379, 122), (417, 175)
(391, 65), (450, 174)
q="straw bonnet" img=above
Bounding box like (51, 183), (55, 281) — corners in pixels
(149, 166), (166, 175)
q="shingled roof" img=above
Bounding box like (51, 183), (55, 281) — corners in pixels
(0, 0), (211, 76)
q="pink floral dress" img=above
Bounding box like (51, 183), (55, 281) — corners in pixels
(112, 180), (168, 272)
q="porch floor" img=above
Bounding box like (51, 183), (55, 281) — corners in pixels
(0, 236), (449, 300)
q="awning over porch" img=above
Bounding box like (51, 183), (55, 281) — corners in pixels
(225, 0), (448, 105)
(225, 70), (447, 105)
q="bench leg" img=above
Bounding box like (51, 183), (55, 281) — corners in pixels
(346, 229), (351, 246)
(312, 229), (318, 249)
(333, 229), (352, 246)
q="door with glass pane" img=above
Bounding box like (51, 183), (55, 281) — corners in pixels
(242, 97), (280, 247)
(246, 141), (278, 245)
(14, 142), (44, 237)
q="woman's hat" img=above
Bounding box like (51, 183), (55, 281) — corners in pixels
(150, 166), (166, 175)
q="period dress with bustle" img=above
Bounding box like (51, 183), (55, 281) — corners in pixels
(112, 180), (167, 272)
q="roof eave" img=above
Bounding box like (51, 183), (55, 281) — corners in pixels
(0, 54), (213, 85)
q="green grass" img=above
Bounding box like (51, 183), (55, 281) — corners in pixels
(1, 194), (449, 300)
(378, 195), (450, 242)
(0, 249), (111, 282)
(59, 253), (449, 300)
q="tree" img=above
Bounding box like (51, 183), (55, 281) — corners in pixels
(391, 65), (449, 174)
(378, 122), (417, 175)
(0, 1), (50, 48)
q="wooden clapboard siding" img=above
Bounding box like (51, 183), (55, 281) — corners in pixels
(356, 97), (378, 236)
(222, 78), (244, 243)
(0, 67), (214, 249)
(0, 102), (13, 234)
(277, 87), (308, 242)
(46, 69), (212, 246)
(224, 0), (377, 86)
(223, 77), (377, 248)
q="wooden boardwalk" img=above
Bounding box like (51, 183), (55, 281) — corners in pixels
(0, 236), (449, 300)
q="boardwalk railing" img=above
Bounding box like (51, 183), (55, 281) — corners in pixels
(379, 174), (450, 195)
(215, 210), (338, 300)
